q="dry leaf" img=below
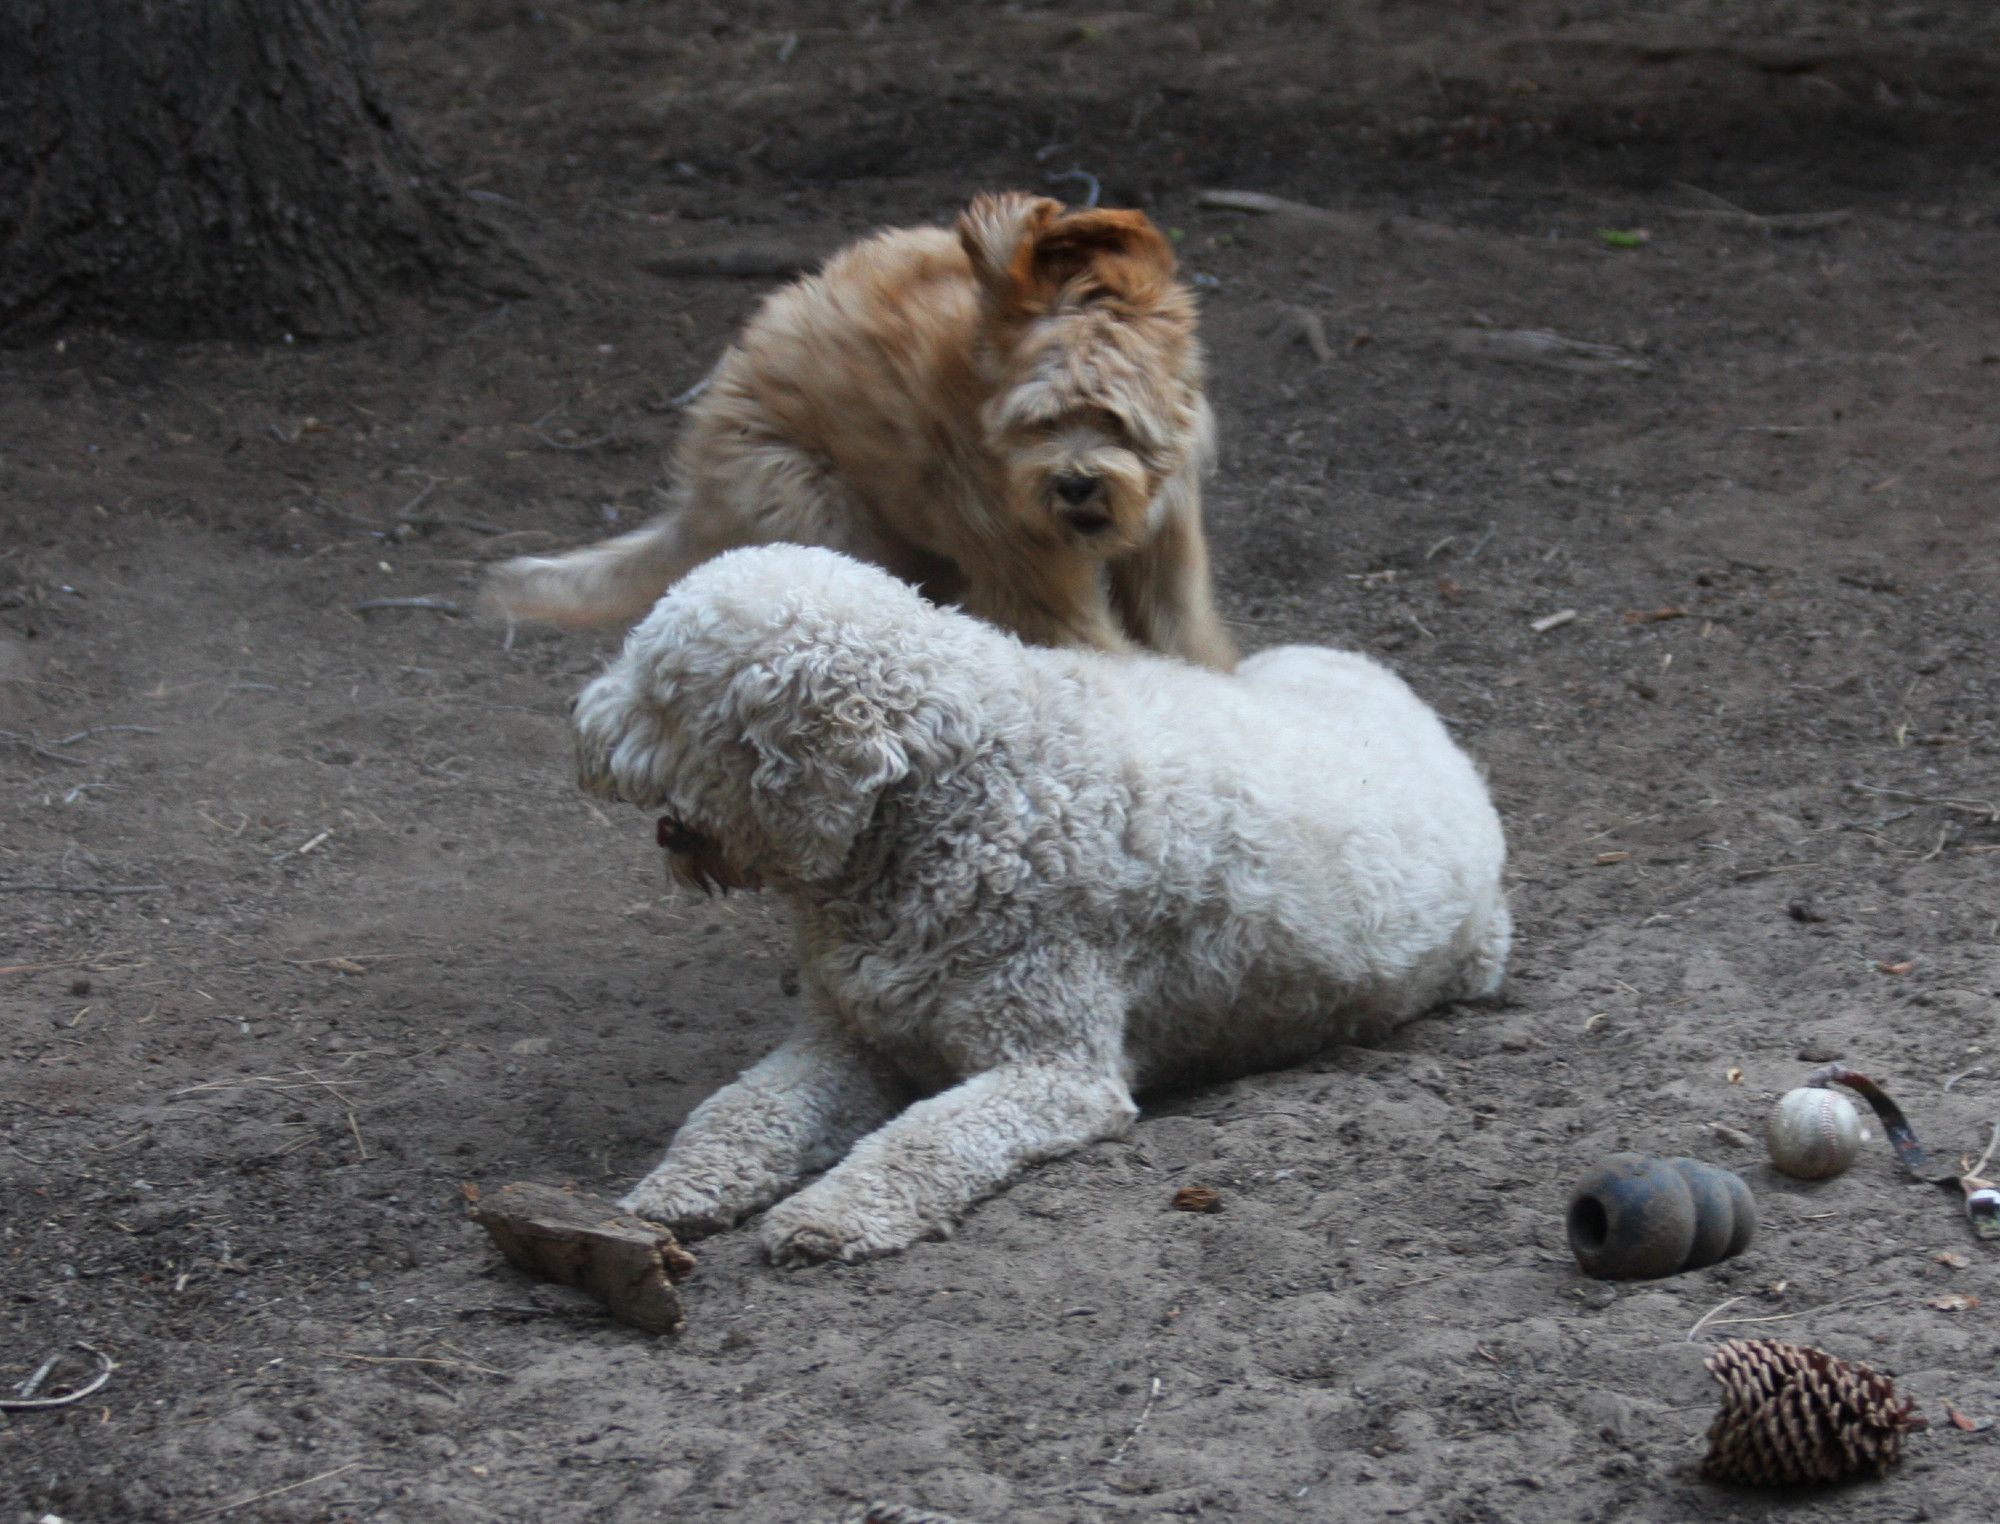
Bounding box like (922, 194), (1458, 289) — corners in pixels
(1171, 1185), (1223, 1214)
(326, 956), (368, 975)
(1944, 1400), (1992, 1433)
(1622, 606), (1688, 624)
(459, 1181), (481, 1204)
(1726, 1066), (1745, 1085)
(1437, 575), (1464, 604)
(1936, 1250), (1970, 1268)
(1593, 851), (1631, 866)
(1709, 1123), (1756, 1149)
(1876, 959), (1915, 976)
(1928, 1292), (1979, 1312)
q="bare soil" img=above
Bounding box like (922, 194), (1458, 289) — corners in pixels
(4, 4), (1998, 1521)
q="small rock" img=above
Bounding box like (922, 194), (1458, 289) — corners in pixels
(69, 976), (92, 996)
(1796, 1039), (1844, 1062)
(1786, 897), (1827, 923)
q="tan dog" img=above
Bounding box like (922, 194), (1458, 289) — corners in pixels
(481, 193), (1235, 668)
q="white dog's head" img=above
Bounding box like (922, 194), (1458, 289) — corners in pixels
(572, 547), (994, 888)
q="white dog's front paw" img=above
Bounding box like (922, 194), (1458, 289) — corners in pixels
(617, 1176), (741, 1238)
(759, 1186), (945, 1267)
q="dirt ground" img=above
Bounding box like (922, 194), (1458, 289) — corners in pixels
(4, 3), (1998, 1520)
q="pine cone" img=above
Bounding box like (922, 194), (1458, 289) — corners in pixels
(1703, 1337), (1926, 1485)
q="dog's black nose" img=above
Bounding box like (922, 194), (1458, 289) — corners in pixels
(1052, 472), (1100, 506)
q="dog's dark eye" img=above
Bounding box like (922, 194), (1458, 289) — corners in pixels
(1087, 408), (1134, 446)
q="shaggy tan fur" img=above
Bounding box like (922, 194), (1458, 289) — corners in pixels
(482, 192), (1235, 668)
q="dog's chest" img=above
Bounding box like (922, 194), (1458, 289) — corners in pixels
(800, 898), (996, 1093)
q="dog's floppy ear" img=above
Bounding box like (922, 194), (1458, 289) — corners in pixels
(721, 642), (921, 884)
(957, 191), (1065, 307)
(1025, 207), (1178, 307)
(959, 192), (1177, 314)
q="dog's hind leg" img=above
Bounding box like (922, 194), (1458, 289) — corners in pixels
(1108, 477), (1237, 670)
(759, 1059), (1138, 1265)
(619, 1027), (906, 1238)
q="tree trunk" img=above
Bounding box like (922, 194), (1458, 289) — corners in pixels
(0, 0), (511, 343)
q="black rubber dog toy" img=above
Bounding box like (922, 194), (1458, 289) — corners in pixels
(1567, 1154), (1757, 1280)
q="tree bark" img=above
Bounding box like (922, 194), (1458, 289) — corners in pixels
(0, 0), (509, 343)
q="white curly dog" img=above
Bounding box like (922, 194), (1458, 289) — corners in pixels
(571, 545), (1511, 1265)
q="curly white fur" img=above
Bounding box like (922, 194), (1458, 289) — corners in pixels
(572, 546), (1511, 1264)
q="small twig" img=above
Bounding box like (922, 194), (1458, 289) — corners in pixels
(0, 882), (166, 896)
(1685, 1295), (1748, 1342)
(184, 1462), (360, 1520)
(324, 1351), (510, 1378)
(401, 513), (507, 536)
(1529, 608), (1578, 635)
(0, 1343), (115, 1411)
(270, 830), (332, 864)
(354, 596), (463, 617)
(1848, 781), (1998, 823)
(1968, 1122), (2000, 1182)
(344, 1106), (371, 1161)
(1046, 166), (1101, 208)
(0, 954), (105, 976)
(396, 480), (439, 519)
(1661, 203), (1853, 235)
(666, 371), (715, 410)
(1699, 1297), (1901, 1330)
(0, 729), (92, 766)
(46, 725), (160, 747)
(1944, 1066), (1989, 1094)
(1109, 1374), (1161, 1465)
(17, 1348), (65, 1399)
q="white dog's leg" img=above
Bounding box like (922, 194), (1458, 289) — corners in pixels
(759, 1062), (1138, 1266)
(619, 1030), (904, 1236)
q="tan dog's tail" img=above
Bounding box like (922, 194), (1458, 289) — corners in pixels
(479, 500), (715, 630)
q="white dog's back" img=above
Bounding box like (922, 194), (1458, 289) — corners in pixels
(1023, 642), (1509, 1089)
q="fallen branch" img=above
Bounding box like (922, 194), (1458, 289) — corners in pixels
(1448, 328), (1652, 375)
(1667, 185), (1852, 236)
(1198, 188), (1464, 244)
